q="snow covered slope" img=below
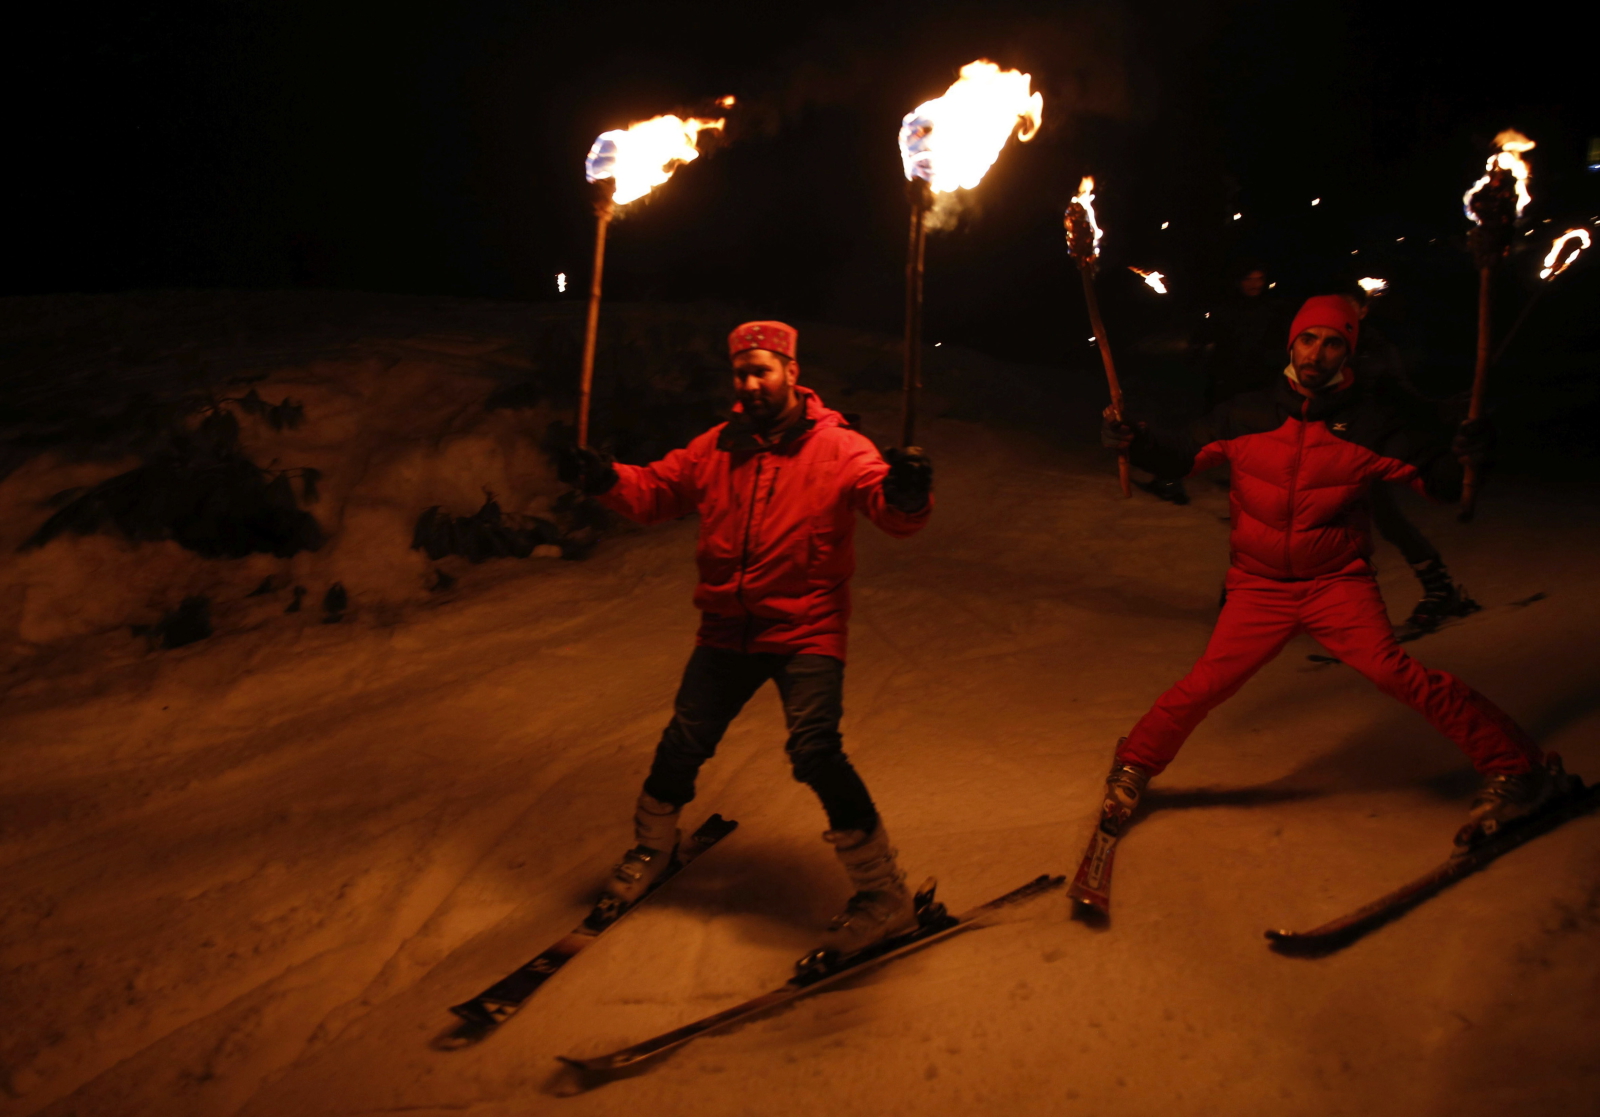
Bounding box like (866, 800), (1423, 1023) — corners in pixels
(2, 294), (1596, 1117)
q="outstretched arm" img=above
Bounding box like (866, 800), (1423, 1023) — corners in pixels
(1103, 404), (1235, 479)
(846, 440), (932, 537)
(594, 444), (703, 525)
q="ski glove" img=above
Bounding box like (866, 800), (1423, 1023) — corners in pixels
(1451, 418), (1496, 470)
(882, 446), (933, 513)
(556, 444), (619, 495)
(1100, 406), (1145, 451)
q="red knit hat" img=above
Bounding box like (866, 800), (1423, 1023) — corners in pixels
(728, 320), (798, 360)
(1287, 295), (1359, 352)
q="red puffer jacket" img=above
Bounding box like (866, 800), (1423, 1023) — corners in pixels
(1131, 371), (1464, 580)
(598, 387), (931, 660)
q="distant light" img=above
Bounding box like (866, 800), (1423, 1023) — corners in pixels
(1161, 221), (1170, 230)
(1351, 249), (1359, 255)
(1204, 312), (1211, 318)
(1396, 237), (1405, 242)
(934, 342), (942, 347)
(1311, 198), (1321, 206)
(1268, 282), (1277, 289)
(1358, 277), (1388, 294)
(1232, 213), (1242, 221)
(1542, 218), (1552, 223)
(556, 272), (567, 293)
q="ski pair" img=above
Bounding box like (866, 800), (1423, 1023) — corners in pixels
(1065, 770), (1599, 950)
(558, 873), (1066, 1082)
(433, 813), (738, 1050)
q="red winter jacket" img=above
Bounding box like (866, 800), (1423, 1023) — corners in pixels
(598, 387), (931, 660)
(1130, 371), (1465, 580)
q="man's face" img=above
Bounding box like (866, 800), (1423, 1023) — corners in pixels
(1289, 326), (1349, 392)
(1240, 270), (1267, 298)
(732, 349), (798, 423)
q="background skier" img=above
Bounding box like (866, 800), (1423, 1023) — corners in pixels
(559, 320), (934, 957)
(1100, 295), (1577, 854)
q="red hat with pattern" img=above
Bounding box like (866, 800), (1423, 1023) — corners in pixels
(728, 320), (798, 361)
(1287, 295), (1360, 353)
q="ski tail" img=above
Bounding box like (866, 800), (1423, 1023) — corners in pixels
(435, 813), (737, 1048)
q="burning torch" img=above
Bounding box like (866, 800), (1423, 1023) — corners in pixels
(897, 60), (1043, 447)
(577, 110), (727, 447)
(1458, 129), (1534, 519)
(1491, 226), (1591, 365)
(1065, 177), (1131, 497)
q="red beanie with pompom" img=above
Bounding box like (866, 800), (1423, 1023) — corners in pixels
(1287, 295), (1359, 353)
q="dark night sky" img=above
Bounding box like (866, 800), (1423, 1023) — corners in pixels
(9, 1), (1596, 372)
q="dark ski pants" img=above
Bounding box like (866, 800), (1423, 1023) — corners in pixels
(1118, 566), (1541, 778)
(1369, 483), (1440, 567)
(642, 645), (879, 832)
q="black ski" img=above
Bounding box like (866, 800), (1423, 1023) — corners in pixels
(433, 813), (738, 1050)
(1307, 592), (1546, 667)
(1267, 779), (1599, 955)
(557, 873), (1065, 1081)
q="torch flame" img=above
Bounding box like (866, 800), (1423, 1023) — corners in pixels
(1358, 277), (1388, 294)
(1463, 129), (1535, 224)
(899, 60), (1043, 193)
(716, 95), (736, 108)
(1069, 176), (1103, 257)
(1540, 228), (1591, 280)
(1128, 266), (1168, 294)
(585, 114), (725, 206)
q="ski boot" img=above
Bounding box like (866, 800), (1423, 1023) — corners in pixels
(1101, 753), (1153, 837)
(1136, 477), (1190, 505)
(598, 793), (682, 916)
(814, 823), (918, 961)
(1404, 559), (1480, 633)
(1453, 753), (1578, 853)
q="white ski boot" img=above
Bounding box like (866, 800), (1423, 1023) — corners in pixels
(817, 823), (918, 958)
(1101, 754), (1153, 837)
(1454, 753), (1576, 852)
(601, 792), (682, 906)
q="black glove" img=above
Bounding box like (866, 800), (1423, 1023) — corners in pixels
(1451, 417), (1496, 470)
(556, 444), (618, 495)
(1101, 405), (1144, 451)
(882, 446), (933, 513)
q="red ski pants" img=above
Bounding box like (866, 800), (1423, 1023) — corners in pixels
(1118, 565), (1540, 777)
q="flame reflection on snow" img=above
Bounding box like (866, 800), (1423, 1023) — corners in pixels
(899, 60), (1042, 193)
(585, 115), (725, 206)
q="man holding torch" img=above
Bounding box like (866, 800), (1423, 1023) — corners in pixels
(559, 321), (935, 958)
(1095, 295), (1579, 858)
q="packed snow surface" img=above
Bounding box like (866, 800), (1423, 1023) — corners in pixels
(2, 294), (1597, 1116)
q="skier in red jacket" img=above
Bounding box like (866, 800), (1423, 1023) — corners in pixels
(1100, 295), (1578, 853)
(560, 320), (934, 956)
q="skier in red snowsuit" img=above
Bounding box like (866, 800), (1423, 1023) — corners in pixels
(1100, 295), (1576, 851)
(559, 320), (934, 956)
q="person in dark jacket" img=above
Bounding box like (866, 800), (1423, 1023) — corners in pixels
(1099, 295), (1577, 854)
(560, 320), (934, 957)
(1347, 287), (1479, 631)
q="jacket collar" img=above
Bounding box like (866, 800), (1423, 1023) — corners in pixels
(718, 386), (829, 452)
(1277, 364), (1359, 423)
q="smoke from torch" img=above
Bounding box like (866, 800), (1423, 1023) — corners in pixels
(1066, 176), (1132, 498)
(574, 110), (727, 448)
(896, 60), (1042, 447)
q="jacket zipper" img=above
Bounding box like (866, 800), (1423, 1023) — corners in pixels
(734, 454), (764, 652)
(1284, 399), (1309, 577)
